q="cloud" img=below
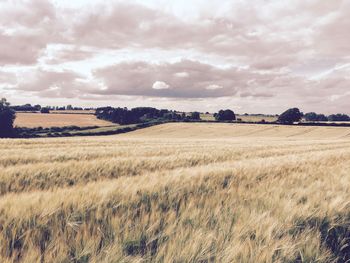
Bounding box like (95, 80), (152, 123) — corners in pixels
(0, 0), (58, 65)
(152, 81), (170, 90)
(206, 84), (223, 90)
(14, 68), (86, 98)
(0, 71), (16, 84)
(0, 31), (47, 65)
(93, 59), (268, 98)
(174, 72), (189, 78)
(69, 1), (301, 61)
(0, 0), (56, 28)
(2, 0), (350, 113)
(2, 0), (349, 66)
(43, 45), (95, 64)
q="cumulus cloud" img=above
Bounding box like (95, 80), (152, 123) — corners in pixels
(0, 0), (59, 65)
(69, 1), (301, 61)
(1, 0), (350, 113)
(14, 68), (87, 98)
(152, 81), (170, 90)
(93, 59), (271, 98)
(0, 0), (55, 28)
(43, 45), (95, 64)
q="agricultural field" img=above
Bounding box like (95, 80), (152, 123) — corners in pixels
(50, 110), (96, 114)
(200, 113), (277, 122)
(237, 114), (278, 122)
(14, 112), (112, 128)
(0, 123), (350, 262)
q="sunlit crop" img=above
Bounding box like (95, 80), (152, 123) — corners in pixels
(1, 123), (349, 262)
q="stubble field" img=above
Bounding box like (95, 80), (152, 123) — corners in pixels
(14, 113), (112, 128)
(0, 123), (350, 262)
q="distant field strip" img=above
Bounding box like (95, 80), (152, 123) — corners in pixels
(0, 123), (350, 262)
(14, 112), (113, 128)
(126, 122), (350, 139)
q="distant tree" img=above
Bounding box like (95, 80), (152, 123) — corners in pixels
(190, 112), (200, 120)
(11, 103), (39, 112)
(0, 98), (16, 138)
(316, 114), (328, 122)
(278, 108), (303, 124)
(328, 114), (350, 122)
(304, 112), (328, 122)
(304, 112), (318, 121)
(163, 112), (181, 121)
(96, 107), (165, 125)
(66, 105), (73, 110)
(40, 108), (50, 114)
(34, 104), (41, 111)
(215, 109), (236, 121)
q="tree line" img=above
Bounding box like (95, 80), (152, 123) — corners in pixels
(1, 97), (350, 138)
(10, 103), (92, 113)
(278, 108), (350, 124)
(95, 107), (237, 125)
(95, 107), (201, 125)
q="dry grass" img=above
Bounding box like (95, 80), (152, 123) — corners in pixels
(1, 123), (350, 262)
(14, 112), (112, 128)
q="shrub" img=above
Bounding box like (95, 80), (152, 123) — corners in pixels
(40, 108), (50, 114)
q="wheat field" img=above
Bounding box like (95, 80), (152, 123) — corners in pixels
(1, 123), (350, 262)
(14, 113), (112, 128)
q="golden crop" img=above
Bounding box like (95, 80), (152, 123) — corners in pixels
(14, 113), (112, 128)
(0, 123), (349, 262)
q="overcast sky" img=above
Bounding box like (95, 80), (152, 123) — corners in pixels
(1, 0), (349, 114)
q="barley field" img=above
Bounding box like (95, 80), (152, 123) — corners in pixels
(1, 123), (350, 262)
(14, 113), (112, 128)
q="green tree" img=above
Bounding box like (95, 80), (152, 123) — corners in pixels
(278, 108), (302, 124)
(190, 112), (200, 120)
(215, 109), (236, 121)
(304, 112), (328, 122)
(0, 98), (16, 138)
(328, 114), (350, 122)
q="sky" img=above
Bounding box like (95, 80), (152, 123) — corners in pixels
(0, 0), (350, 114)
